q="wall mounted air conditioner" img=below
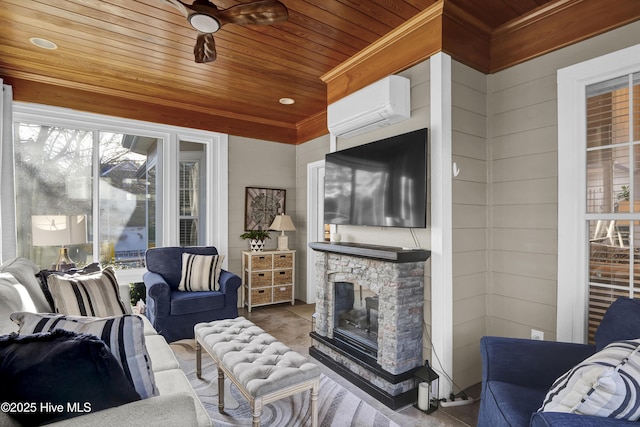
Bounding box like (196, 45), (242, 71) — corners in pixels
(327, 75), (410, 138)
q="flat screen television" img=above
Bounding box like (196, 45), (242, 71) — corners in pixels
(324, 128), (428, 228)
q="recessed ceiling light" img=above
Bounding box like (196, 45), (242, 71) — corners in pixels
(279, 98), (295, 105)
(29, 37), (58, 50)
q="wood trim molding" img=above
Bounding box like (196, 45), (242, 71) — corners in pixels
(320, 2), (445, 104)
(491, 0), (640, 72)
(321, 0), (640, 110)
(295, 110), (328, 144)
(6, 75), (300, 144)
(441, 1), (492, 73)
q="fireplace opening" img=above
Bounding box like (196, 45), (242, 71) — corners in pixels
(334, 282), (378, 357)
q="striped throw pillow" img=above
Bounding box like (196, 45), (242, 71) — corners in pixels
(178, 253), (225, 292)
(47, 266), (127, 317)
(10, 312), (158, 400)
(539, 339), (640, 420)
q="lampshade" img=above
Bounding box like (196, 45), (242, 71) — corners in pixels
(269, 214), (296, 232)
(32, 215), (88, 247)
(269, 214), (295, 250)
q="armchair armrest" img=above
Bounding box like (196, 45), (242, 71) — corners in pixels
(142, 271), (171, 317)
(531, 411), (640, 427)
(218, 270), (241, 294)
(481, 336), (596, 388)
(218, 269), (241, 306)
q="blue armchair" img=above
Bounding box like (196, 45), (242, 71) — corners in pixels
(143, 246), (241, 343)
(478, 297), (640, 427)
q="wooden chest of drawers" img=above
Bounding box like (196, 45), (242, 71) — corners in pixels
(241, 250), (295, 312)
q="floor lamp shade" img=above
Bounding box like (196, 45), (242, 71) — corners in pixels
(269, 214), (296, 250)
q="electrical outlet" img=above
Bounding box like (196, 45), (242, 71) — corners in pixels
(531, 329), (544, 341)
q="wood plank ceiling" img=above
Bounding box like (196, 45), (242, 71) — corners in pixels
(0, 0), (638, 144)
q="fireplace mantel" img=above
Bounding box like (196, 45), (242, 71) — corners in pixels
(309, 241), (430, 263)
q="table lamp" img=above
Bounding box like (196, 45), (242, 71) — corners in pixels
(269, 213), (296, 250)
(32, 215), (88, 271)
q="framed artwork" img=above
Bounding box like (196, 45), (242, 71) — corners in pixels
(244, 187), (286, 231)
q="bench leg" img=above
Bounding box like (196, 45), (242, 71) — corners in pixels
(218, 367), (225, 413)
(252, 398), (263, 427)
(311, 378), (319, 427)
(195, 340), (202, 379)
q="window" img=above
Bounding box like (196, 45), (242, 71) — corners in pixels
(14, 125), (158, 270)
(10, 103), (229, 282)
(586, 73), (640, 342)
(558, 44), (640, 344)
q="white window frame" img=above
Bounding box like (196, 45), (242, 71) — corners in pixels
(557, 44), (640, 343)
(12, 102), (228, 283)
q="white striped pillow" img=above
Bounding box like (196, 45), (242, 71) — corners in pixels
(539, 339), (640, 420)
(47, 266), (127, 317)
(10, 312), (158, 400)
(178, 253), (224, 292)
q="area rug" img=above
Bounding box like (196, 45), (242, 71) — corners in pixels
(170, 341), (401, 427)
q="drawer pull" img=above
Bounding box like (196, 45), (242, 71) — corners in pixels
(258, 273), (265, 277)
(279, 255), (286, 258)
(279, 271), (286, 275)
(259, 256), (266, 260)
(258, 290), (265, 294)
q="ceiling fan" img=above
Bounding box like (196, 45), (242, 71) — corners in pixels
(161, 0), (289, 63)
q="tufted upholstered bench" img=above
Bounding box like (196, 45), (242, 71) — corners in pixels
(194, 317), (320, 427)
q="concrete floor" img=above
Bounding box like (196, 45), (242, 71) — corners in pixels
(239, 301), (480, 427)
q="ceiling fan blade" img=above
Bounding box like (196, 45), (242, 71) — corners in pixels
(216, 0), (288, 27)
(159, 0), (190, 17)
(194, 32), (217, 63)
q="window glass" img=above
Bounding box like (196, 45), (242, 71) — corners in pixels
(98, 132), (158, 268)
(586, 147), (629, 214)
(586, 75), (630, 149)
(179, 141), (205, 246)
(15, 124), (159, 270)
(585, 73), (640, 344)
(15, 124), (93, 268)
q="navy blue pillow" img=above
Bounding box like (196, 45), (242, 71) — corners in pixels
(0, 329), (140, 425)
(595, 297), (640, 351)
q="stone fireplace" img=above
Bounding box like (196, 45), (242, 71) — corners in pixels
(308, 242), (431, 409)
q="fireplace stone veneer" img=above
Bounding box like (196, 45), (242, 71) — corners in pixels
(308, 242), (430, 408)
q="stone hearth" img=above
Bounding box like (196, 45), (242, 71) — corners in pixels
(308, 242), (430, 408)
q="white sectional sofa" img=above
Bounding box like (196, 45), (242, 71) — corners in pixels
(0, 257), (211, 427)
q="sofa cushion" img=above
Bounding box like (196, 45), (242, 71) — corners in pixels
(145, 334), (180, 372)
(0, 257), (51, 313)
(595, 298), (640, 351)
(11, 312), (158, 399)
(539, 338), (640, 420)
(178, 253), (224, 292)
(153, 369), (212, 427)
(0, 273), (37, 335)
(170, 290), (225, 315)
(0, 329), (140, 425)
(47, 266), (127, 317)
(483, 381), (549, 427)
